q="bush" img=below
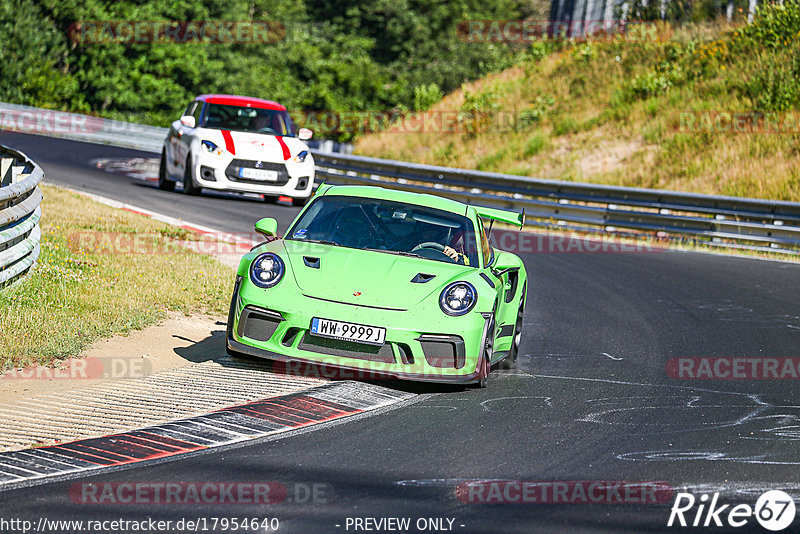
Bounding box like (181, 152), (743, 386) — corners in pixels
(459, 88), (500, 136)
(625, 62), (685, 100)
(526, 41), (555, 63)
(413, 83), (443, 111)
(571, 43), (598, 64)
(736, 0), (800, 50)
(517, 95), (557, 129)
(746, 46), (800, 112)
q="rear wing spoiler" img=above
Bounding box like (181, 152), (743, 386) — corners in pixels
(473, 206), (525, 228)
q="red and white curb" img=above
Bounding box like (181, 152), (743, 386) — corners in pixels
(0, 382), (414, 489)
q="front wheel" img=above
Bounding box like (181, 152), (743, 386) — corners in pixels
(475, 354), (490, 388)
(292, 196), (309, 207)
(158, 149), (175, 191)
(473, 315), (494, 388)
(182, 156), (200, 195)
(503, 284), (526, 370)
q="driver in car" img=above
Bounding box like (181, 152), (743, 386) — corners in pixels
(443, 229), (469, 265)
(251, 114), (269, 132)
(417, 227), (469, 265)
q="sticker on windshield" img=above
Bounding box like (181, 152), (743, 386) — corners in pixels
(393, 211), (407, 219)
(293, 229), (308, 239)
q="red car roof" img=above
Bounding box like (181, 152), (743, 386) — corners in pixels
(195, 94), (287, 111)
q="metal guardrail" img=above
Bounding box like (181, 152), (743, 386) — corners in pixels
(0, 101), (352, 155)
(0, 145), (43, 288)
(0, 102), (167, 153)
(314, 152), (800, 254)
(2, 101), (799, 254)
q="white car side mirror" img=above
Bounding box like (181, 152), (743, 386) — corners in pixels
(180, 115), (196, 128)
(298, 128), (313, 140)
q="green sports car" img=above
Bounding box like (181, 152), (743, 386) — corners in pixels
(226, 184), (528, 387)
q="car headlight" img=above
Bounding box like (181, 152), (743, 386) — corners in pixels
(249, 252), (285, 288)
(439, 281), (477, 316)
(201, 140), (223, 155)
(294, 150), (309, 164)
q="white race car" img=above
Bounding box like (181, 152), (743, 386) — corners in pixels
(159, 94), (315, 205)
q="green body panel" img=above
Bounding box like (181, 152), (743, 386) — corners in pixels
(229, 184), (529, 384)
(283, 240), (473, 309)
(315, 184), (469, 216)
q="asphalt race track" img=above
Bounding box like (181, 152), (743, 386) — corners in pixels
(2, 130), (800, 533)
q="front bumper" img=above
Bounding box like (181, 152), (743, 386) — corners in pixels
(226, 277), (488, 384)
(193, 152), (314, 197)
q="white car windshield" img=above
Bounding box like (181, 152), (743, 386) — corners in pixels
(202, 104), (295, 136)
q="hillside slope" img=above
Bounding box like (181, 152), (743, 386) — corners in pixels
(356, 5), (800, 201)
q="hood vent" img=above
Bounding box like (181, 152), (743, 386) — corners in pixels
(303, 256), (320, 269)
(411, 273), (436, 284)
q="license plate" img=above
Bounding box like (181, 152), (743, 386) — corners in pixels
(310, 318), (386, 346)
(239, 167), (278, 181)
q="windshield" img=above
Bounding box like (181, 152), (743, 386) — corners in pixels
(201, 103), (295, 136)
(287, 195), (479, 267)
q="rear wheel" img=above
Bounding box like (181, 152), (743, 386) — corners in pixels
(158, 149), (175, 191)
(182, 155), (200, 195)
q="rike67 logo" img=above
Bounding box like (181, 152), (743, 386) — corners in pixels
(668, 490), (796, 531)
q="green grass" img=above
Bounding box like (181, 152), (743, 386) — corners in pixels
(523, 133), (548, 157)
(0, 186), (233, 369)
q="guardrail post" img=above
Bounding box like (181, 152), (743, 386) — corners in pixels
(0, 157), (11, 187)
(0, 146), (44, 288)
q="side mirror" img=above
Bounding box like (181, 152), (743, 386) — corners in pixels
(180, 115), (196, 128)
(298, 128), (313, 140)
(255, 217), (278, 238)
(491, 251), (518, 276)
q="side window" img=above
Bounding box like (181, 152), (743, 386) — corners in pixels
(477, 217), (493, 268)
(183, 102), (196, 117)
(192, 102), (204, 125)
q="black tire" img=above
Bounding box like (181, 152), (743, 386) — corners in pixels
(473, 315), (495, 388)
(502, 284), (526, 370)
(476, 354), (490, 388)
(158, 149), (175, 191)
(291, 196), (309, 207)
(182, 155), (200, 195)
(262, 195), (278, 204)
